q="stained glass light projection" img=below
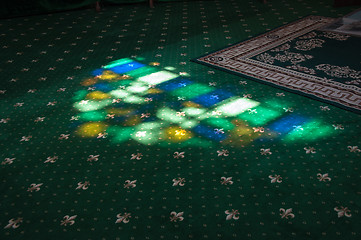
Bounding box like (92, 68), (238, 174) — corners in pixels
(72, 58), (335, 147)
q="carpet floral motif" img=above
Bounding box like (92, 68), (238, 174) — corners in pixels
(315, 64), (361, 79)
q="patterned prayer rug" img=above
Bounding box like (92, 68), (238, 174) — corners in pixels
(193, 16), (361, 114)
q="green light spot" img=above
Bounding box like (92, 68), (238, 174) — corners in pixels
(238, 106), (283, 125)
(73, 90), (88, 101)
(203, 118), (234, 131)
(180, 120), (198, 129)
(74, 99), (112, 112)
(285, 120), (334, 141)
(156, 107), (186, 124)
(164, 66), (176, 71)
(103, 58), (133, 69)
(135, 57), (145, 61)
(170, 83), (213, 99)
(127, 66), (158, 79)
(182, 107), (206, 116)
(107, 126), (134, 143)
(109, 80), (133, 89)
(109, 89), (130, 98)
(123, 95), (144, 104)
(131, 122), (163, 145)
(79, 111), (107, 121)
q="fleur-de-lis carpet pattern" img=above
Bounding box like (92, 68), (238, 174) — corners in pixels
(1, 1), (361, 239)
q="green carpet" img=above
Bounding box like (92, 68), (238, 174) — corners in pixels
(1, 1), (361, 239)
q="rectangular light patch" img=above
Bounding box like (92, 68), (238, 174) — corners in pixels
(138, 71), (178, 85)
(109, 89), (129, 98)
(103, 58), (133, 69)
(217, 98), (260, 116)
(170, 83), (214, 99)
(126, 66), (158, 79)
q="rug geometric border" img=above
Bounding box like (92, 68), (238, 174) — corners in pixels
(192, 16), (361, 114)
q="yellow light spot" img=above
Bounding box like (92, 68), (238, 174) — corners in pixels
(98, 70), (130, 82)
(182, 101), (202, 108)
(149, 62), (160, 66)
(165, 126), (193, 142)
(222, 120), (256, 146)
(123, 116), (141, 126)
(147, 88), (163, 94)
(86, 91), (111, 100)
(106, 108), (133, 116)
(175, 129), (186, 135)
(81, 77), (98, 86)
(76, 122), (108, 138)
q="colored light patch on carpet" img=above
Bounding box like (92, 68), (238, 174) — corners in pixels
(109, 89), (130, 98)
(182, 101), (203, 108)
(179, 120), (198, 129)
(103, 58), (134, 69)
(170, 83), (214, 99)
(75, 122), (108, 138)
(123, 95), (145, 104)
(182, 107), (206, 116)
(85, 91), (111, 100)
(79, 110), (107, 121)
(138, 71), (179, 85)
(156, 107), (187, 124)
(131, 122), (164, 145)
(284, 120), (334, 141)
(192, 89), (233, 107)
(147, 88), (163, 94)
(108, 80), (133, 89)
(192, 125), (228, 141)
(238, 105), (283, 126)
(108, 61), (145, 74)
(122, 115), (141, 126)
(216, 97), (260, 116)
(81, 77), (99, 86)
(268, 115), (309, 134)
(126, 83), (150, 94)
(126, 66), (158, 79)
(223, 121), (259, 146)
(72, 58), (340, 147)
(93, 83), (114, 92)
(157, 78), (193, 91)
(74, 99), (112, 112)
(164, 126), (193, 142)
(202, 117), (235, 131)
(107, 126), (134, 143)
(106, 108), (133, 116)
(96, 70), (125, 81)
(73, 90), (89, 101)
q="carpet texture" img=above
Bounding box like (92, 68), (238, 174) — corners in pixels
(1, 1), (361, 240)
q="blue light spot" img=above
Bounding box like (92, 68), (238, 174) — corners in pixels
(192, 89), (233, 107)
(268, 115), (308, 134)
(193, 125), (227, 141)
(157, 78), (193, 91)
(91, 69), (104, 76)
(108, 61), (145, 74)
(93, 83), (114, 92)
